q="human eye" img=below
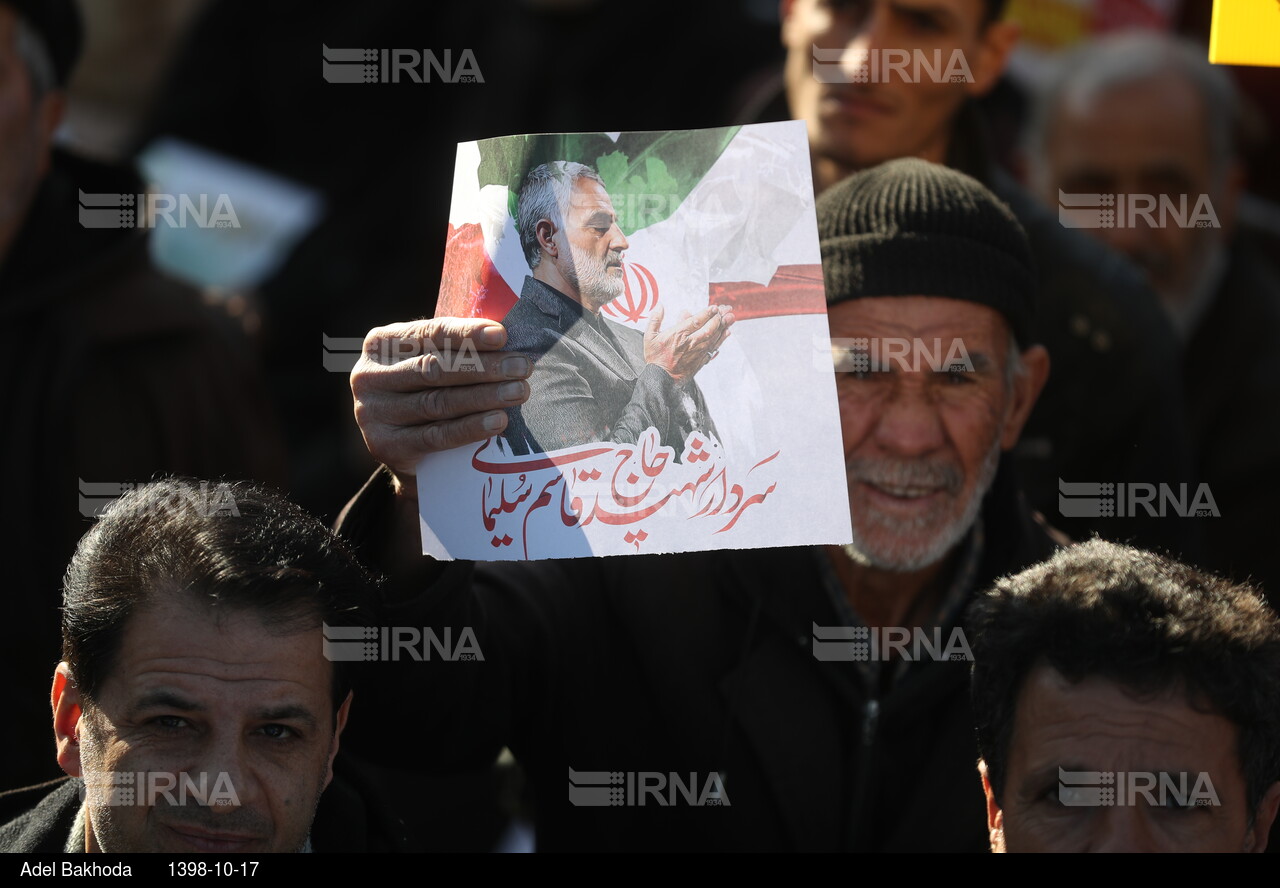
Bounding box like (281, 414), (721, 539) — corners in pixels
(151, 715), (189, 730)
(903, 8), (945, 34)
(257, 724), (299, 741)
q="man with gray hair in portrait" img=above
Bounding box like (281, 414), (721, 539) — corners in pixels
(1025, 32), (1280, 606)
(498, 161), (734, 455)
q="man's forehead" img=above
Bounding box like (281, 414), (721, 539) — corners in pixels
(1012, 665), (1239, 769)
(106, 595), (332, 705)
(1055, 75), (1210, 159)
(828, 295), (1009, 340)
(567, 178), (615, 213)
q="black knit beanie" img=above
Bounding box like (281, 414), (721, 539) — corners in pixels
(817, 158), (1036, 347)
(5, 0), (83, 87)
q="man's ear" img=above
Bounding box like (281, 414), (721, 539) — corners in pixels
(1244, 781), (1280, 852)
(978, 758), (1007, 852)
(1000, 343), (1050, 451)
(535, 219), (558, 259)
(966, 20), (1019, 99)
(323, 691), (354, 791)
(779, 0), (799, 47)
(31, 90), (66, 183)
(52, 662), (83, 778)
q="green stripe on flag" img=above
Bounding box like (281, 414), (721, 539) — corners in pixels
(475, 127), (742, 236)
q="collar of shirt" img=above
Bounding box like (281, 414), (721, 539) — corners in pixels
(813, 521), (984, 691)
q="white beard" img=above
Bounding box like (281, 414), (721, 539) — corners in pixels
(843, 433), (1002, 573)
(565, 247), (624, 311)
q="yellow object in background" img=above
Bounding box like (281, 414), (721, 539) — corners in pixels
(1209, 0), (1280, 66)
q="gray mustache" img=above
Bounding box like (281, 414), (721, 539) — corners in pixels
(847, 458), (962, 495)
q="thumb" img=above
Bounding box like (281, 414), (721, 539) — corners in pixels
(646, 305), (665, 337)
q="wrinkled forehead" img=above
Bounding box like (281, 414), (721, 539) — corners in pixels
(565, 177), (616, 218)
(827, 294), (1012, 345)
(101, 594), (333, 715)
(1010, 665), (1240, 772)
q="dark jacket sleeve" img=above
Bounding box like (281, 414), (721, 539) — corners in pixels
(333, 469), (596, 772)
(521, 338), (680, 451)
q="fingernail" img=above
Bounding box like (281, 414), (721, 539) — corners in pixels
(501, 356), (531, 378)
(499, 381), (527, 401)
(481, 325), (505, 347)
(483, 411), (506, 430)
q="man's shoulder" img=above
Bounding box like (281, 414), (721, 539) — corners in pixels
(991, 172), (1178, 368)
(501, 280), (576, 354)
(993, 174), (1149, 293)
(0, 778), (80, 853)
(977, 460), (1066, 584)
(310, 755), (422, 852)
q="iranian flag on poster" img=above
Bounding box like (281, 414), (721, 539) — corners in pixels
(418, 121), (852, 560)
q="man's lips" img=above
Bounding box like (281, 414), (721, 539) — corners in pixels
(822, 89), (895, 118)
(859, 479), (948, 509)
(163, 822), (264, 851)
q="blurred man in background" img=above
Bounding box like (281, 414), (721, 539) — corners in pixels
(0, 0), (283, 791)
(760, 0), (1197, 559)
(1027, 32), (1280, 605)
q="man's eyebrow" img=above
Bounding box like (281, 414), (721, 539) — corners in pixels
(130, 690), (205, 714)
(253, 704), (319, 728)
(889, 1), (956, 27)
(1140, 164), (1197, 188)
(968, 351), (995, 372)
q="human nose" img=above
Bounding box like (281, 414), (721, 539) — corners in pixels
(197, 734), (256, 813)
(838, 5), (889, 79)
(871, 381), (946, 457)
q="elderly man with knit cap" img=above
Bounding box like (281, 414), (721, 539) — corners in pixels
(341, 158), (1060, 851)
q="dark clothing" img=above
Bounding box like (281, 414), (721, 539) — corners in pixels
(0, 152), (285, 792)
(989, 174), (1199, 561)
(1183, 235), (1280, 604)
(336, 458), (1061, 851)
(0, 757), (419, 853)
(500, 277), (718, 455)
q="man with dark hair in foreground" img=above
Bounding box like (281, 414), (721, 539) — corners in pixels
(0, 479), (413, 853)
(970, 538), (1280, 852)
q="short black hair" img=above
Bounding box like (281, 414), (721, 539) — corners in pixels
(971, 538), (1280, 816)
(61, 479), (376, 720)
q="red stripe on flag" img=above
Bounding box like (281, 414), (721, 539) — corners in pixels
(708, 263), (825, 320)
(436, 222), (519, 320)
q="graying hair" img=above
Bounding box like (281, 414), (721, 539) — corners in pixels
(517, 161), (604, 270)
(14, 13), (58, 100)
(1025, 33), (1240, 192)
